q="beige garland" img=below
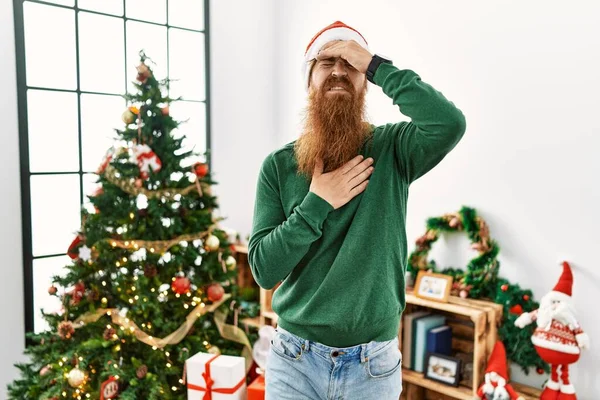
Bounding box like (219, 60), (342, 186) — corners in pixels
(213, 308), (254, 372)
(103, 228), (217, 254)
(104, 164), (211, 199)
(73, 294), (231, 348)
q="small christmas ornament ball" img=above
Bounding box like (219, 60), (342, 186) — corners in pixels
(135, 178), (143, 188)
(207, 283), (224, 302)
(225, 255), (237, 270)
(121, 109), (135, 125)
(459, 289), (468, 298)
(172, 276), (191, 294)
(58, 321), (75, 340)
(537, 367), (545, 374)
(194, 162), (209, 178)
(67, 367), (86, 387)
(523, 294), (530, 301)
(103, 327), (117, 341)
(136, 364), (148, 379)
(207, 345), (221, 355)
(48, 285), (57, 295)
(161, 106), (169, 116)
(144, 264), (157, 278)
(501, 284), (509, 292)
(205, 234), (220, 251)
(40, 364), (52, 376)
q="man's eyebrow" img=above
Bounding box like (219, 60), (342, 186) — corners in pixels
(318, 57), (338, 63)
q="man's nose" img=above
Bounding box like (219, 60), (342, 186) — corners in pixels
(331, 59), (348, 78)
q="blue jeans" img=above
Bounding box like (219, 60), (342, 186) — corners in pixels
(266, 326), (403, 400)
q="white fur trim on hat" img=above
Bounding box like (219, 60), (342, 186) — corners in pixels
(544, 290), (572, 303)
(302, 23), (370, 91)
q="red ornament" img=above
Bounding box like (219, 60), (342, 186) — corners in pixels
(509, 304), (524, 315)
(537, 367), (545, 374)
(171, 276), (191, 295)
(523, 294), (530, 301)
(100, 376), (119, 400)
(161, 106), (169, 116)
(48, 285), (57, 295)
(69, 281), (86, 306)
(501, 284), (509, 292)
(135, 179), (143, 188)
(194, 162), (209, 178)
(207, 283), (224, 302)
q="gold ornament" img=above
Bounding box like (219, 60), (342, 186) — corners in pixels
(207, 345), (221, 355)
(225, 255), (237, 270)
(67, 367), (86, 387)
(121, 110), (135, 125)
(205, 235), (220, 251)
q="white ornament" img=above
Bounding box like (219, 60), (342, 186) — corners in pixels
(67, 367), (87, 387)
(78, 245), (92, 262)
(225, 256), (237, 270)
(205, 235), (220, 251)
(158, 283), (170, 293)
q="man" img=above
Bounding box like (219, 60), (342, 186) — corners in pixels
(248, 21), (466, 399)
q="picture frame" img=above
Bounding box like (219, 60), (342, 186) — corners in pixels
(414, 270), (453, 303)
(424, 352), (462, 387)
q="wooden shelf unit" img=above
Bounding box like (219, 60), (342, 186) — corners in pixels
(401, 291), (540, 400)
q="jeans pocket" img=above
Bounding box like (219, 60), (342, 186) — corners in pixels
(270, 332), (303, 362)
(366, 340), (402, 379)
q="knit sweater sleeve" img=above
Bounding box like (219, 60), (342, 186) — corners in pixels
(373, 63), (467, 183)
(248, 153), (334, 289)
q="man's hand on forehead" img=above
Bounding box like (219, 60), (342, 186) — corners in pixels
(316, 40), (373, 74)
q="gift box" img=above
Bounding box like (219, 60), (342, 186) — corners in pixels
(247, 375), (265, 400)
(186, 352), (247, 400)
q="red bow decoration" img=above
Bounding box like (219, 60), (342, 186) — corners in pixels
(187, 354), (245, 400)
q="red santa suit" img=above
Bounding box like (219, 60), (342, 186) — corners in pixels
(514, 261), (590, 400)
(475, 341), (523, 400)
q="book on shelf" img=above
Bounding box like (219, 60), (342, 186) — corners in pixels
(401, 311), (430, 369)
(413, 314), (446, 373)
(426, 325), (452, 356)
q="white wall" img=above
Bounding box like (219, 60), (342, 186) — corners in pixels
(1, 0), (26, 393)
(209, 0), (277, 240)
(268, 0), (600, 396)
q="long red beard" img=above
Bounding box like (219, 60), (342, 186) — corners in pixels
(295, 75), (371, 176)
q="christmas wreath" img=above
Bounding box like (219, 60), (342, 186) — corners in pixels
(407, 206), (547, 374)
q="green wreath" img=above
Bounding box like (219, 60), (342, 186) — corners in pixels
(406, 206), (547, 374)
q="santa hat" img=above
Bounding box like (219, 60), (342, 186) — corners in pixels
(485, 341), (509, 380)
(547, 261), (573, 302)
(302, 21), (370, 90)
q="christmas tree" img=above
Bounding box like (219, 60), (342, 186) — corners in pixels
(8, 52), (258, 400)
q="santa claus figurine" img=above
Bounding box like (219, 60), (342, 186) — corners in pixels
(514, 261), (590, 400)
(474, 341), (524, 400)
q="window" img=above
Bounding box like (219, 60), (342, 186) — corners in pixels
(13, 0), (211, 334)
